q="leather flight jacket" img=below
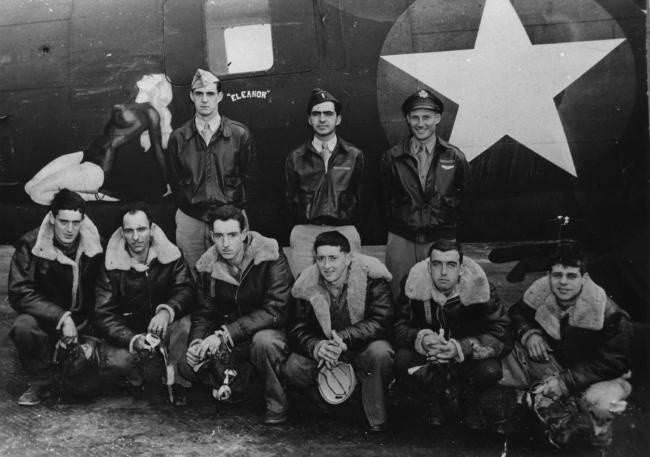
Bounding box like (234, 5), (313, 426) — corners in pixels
(509, 276), (632, 393)
(166, 116), (259, 223)
(381, 136), (470, 243)
(8, 221), (103, 331)
(93, 227), (195, 349)
(285, 137), (365, 226)
(190, 232), (293, 345)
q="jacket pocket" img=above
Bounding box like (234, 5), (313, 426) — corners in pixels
(330, 166), (353, 191)
(224, 176), (243, 201)
(297, 192), (313, 218)
(439, 196), (460, 224)
(338, 192), (356, 219)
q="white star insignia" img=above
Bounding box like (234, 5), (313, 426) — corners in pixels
(382, 0), (625, 176)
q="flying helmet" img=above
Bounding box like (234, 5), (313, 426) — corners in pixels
(317, 361), (357, 405)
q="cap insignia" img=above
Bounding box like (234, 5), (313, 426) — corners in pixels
(418, 90), (428, 98)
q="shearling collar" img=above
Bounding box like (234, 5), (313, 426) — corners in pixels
(523, 274), (607, 339)
(105, 223), (180, 271)
(292, 253), (392, 337)
(32, 212), (102, 262)
(404, 256), (490, 306)
(195, 231), (279, 286)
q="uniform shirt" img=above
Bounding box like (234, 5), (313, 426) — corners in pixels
(311, 136), (338, 172)
(320, 269), (352, 331)
(195, 115), (221, 145)
(410, 136), (436, 189)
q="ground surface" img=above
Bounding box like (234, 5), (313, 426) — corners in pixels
(0, 244), (648, 457)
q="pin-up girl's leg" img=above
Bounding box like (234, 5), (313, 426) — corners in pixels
(24, 151), (85, 195)
(25, 159), (109, 205)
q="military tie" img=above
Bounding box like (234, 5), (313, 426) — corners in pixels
(321, 141), (332, 172)
(416, 143), (428, 189)
(201, 123), (212, 145)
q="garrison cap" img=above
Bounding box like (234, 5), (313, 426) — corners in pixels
(191, 69), (220, 90)
(307, 88), (342, 114)
(401, 89), (444, 116)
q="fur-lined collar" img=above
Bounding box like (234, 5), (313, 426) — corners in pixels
(292, 253), (392, 337)
(404, 256), (490, 306)
(105, 223), (180, 271)
(523, 274), (607, 339)
(195, 231), (279, 286)
(32, 212), (102, 262)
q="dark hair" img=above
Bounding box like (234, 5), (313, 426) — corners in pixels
(313, 230), (351, 253)
(116, 201), (153, 228)
(548, 242), (587, 275)
(208, 205), (246, 232)
(428, 239), (463, 263)
(50, 189), (86, 216)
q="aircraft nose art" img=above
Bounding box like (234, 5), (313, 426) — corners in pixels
(377, 0), (638, 178)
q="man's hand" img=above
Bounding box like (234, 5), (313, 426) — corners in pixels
(315, 339), (344, 369)
(60, 315), (78, 345)
(198, 334), (222, 360)
(148, 308), (171, 338)
(331, 330), (348, 354)
(426, 340), (457, 363)
(525, 334), (552, 362)
(185, 342), (203, 368)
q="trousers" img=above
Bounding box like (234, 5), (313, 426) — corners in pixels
(385, 232), (435, 299)
(283, 339), (394, 426)
(179, 329), (289, 414)
(100, 315), (192, 387)
(174, 209), (213, 274)
(10, 314), (65, 385)
(395, 347), (502, 395)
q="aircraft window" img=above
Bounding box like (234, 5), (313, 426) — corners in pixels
(204, 0), (317, 75)
(205, 0), (274, 75)
(223, 24), (273, 73)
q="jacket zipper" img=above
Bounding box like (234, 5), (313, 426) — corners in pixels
(436, 302), (451, 340)
(233, 263), (254, 318)
(144, 270), (153, 319)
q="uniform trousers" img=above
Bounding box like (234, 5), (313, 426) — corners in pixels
(178, 329), (289, 415)
(100, 315), (192, 387)
(395, 347), (502, 398)
(385, 232), (434, 299)
(283, 339), (394, 426)
(10, 314), (79, 385)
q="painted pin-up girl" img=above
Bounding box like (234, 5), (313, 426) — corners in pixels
(25, 74), (173, 205)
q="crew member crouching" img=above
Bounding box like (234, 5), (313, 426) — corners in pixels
(93, 202), (195, 405)
(394, 239), (510, 429)
(505, 243), (632, 447)
(284, 230), (395, 432)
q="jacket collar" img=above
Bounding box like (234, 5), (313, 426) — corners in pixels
(303, 135), (350, 157)
(195, 231), (279, 286)
(32, 212), (102, 263)
(523, 274), (607, 339)
(105, 223), (180, 271)
(391, 135), (449, 159)
(180, 115), (232, 141)
(404, 256), (490, 306)
(292, 253), (392, 337)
